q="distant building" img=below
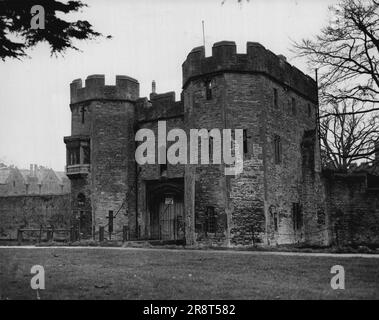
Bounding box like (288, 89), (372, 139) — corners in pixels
(0, 166), (25, 196)
(0, 164), (70, 196)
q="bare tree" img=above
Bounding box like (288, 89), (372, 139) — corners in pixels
(294, 0), (379, 168)
(294, 0), (379, 113)
(320, 100), (379, 170)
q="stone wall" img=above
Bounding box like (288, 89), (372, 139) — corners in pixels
(90, 99), (135, 237)
(0, 194), (71, 240)
(324, 172), (379, 247)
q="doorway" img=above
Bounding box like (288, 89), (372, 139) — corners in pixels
(147, 179), (184, 241)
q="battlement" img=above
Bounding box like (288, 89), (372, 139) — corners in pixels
(136, 91), (183, 123)
(182, 41), (318, 102)
(70, 74), (139, 104)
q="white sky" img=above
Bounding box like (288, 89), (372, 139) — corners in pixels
(0, 0), (338, 171)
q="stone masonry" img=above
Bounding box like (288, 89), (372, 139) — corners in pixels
(63, 41), (378, 247)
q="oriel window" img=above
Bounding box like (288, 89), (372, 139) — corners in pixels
(83, 145), (91, 164)
(68, 147), (80, 165)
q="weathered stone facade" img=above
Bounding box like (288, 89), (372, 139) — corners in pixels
(323, 169), (379, 247)
(63, 41), (378, 247)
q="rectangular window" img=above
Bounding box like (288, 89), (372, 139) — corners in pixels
(274, 135), (282, 164)
(292, 203), (302, 231)
(291, 98), (296, 115)
(205, 206), (217, 234)
(273, 88), (278, 108)
(160, 163), (167, 176)
(205, 80), (212, 100)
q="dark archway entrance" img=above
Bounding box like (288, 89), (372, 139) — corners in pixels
(73, 192), (92, 239)
(147, 179), (184, 241)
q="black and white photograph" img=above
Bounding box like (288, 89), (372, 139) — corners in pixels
(0, 0), (378, 307)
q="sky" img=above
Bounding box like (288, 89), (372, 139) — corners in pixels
(0, 0), (339, 171)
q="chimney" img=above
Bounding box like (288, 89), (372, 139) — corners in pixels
(30, 164), (33, 176)
(152, 80), (156, 94)
(278, 54), (287, 62)
(34, 164), (38, 176)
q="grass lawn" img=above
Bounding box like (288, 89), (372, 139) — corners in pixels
(0, 247), (378, 299)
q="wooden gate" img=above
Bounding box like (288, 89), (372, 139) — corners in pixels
(150, 198), (184, 240)
(147, 179), (184, 241)
(158, 200), (184, 240)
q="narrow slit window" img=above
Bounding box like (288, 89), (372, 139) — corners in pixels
(80, 107), (86, 124)
(274, 135), (282, 164)
(273, 88), (278, 108)
(243, 130), (248, 154)
(209, 135), (214, 162)
(205, 80), (212, 100)
(291, 98), (296, 115)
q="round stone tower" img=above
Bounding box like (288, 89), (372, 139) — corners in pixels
(64, 74), (139, 239)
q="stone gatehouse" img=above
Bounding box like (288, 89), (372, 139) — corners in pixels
(64, 41), (379, 247)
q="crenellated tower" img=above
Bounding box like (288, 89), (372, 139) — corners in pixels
(64, 75), (139, 238)
(182, 41), (321, 246)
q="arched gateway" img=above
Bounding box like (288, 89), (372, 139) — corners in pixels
(146, 179), (184, 241)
